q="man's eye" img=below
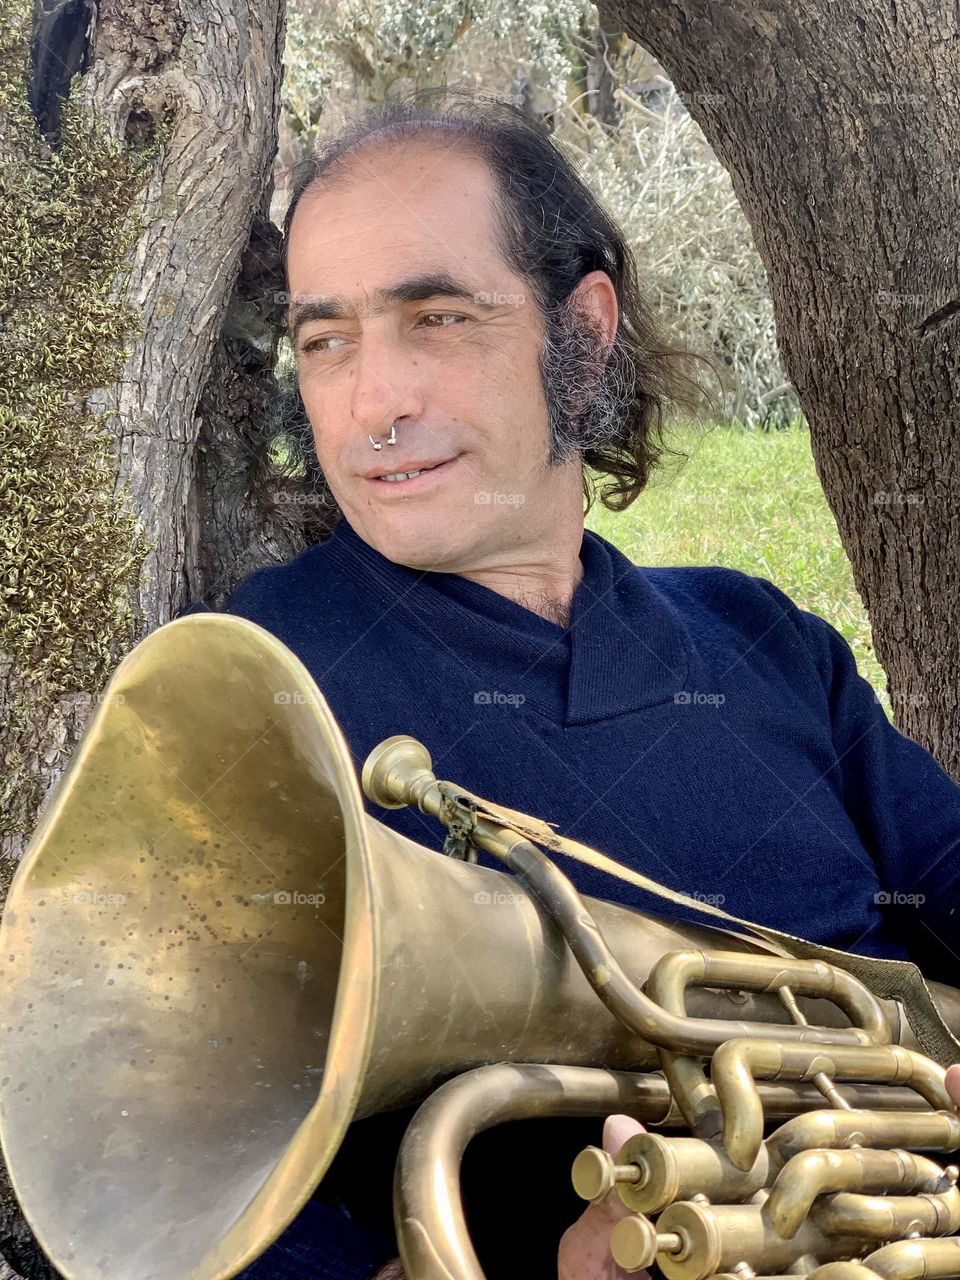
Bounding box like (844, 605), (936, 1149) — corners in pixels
(301, 313), (465, 355)
(302, 335), (345, 354)
(419, 312), (467, 329)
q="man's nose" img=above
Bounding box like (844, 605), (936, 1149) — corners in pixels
(350, 331), (424, 437)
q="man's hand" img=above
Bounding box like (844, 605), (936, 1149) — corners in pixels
(375, 1116), (649, 1280)
(558, 1114), (651, 1280)
(557, 1073), (960, 1280)
(377, 1081), (960, 1280)
(946, 1065), (960, 1108)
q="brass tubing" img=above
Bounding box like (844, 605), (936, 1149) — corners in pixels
(656, 1085), (930, 1130)
(364, 741), (940, 1092)
(712, 1039), (953, 1171)
(471, 823), (874, 1058)
(768, 1149), (954, 1238)
(646, 952), (890, 1045)
(658, 1045), (729, 1140)
(779, 985), (856, 1112)
(806, 1266), (882, 1280)
(812, 1186), (960, 1240)
(610, 1132), (770, 1214)
(859, 1236), (960, 1280)
(647, 1199), (864, 1280)
(394, 1067), (927, 1280)
(393, 1064), (674, 1280)
(767, 1110), (960, 1170)
(646, 949), (886, 1141)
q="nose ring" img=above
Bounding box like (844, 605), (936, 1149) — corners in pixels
(369, 424), (398, 451)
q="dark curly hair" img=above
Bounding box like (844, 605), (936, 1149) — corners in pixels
(267, 85), (722, 541)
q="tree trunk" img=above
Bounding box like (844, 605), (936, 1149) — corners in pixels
(1, 0), (289, 1271)
(585, 22), (625, 127)
(2, 0), (292, 847)
(80, 0), (291, 623)
(600, 0), (960, 778)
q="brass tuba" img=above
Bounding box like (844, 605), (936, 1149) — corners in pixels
(1, 614), (959, 1280)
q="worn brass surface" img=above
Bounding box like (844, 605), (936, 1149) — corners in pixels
(769, 1149), (957, 1238)
(2, 613), (960, 1280)
(612, 1131), (770, 1214)
(647, 1200), (864, 1280)
(0, 617), (838, 1278)
(809, 1238), (960, 1280)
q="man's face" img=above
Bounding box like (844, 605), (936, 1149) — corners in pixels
(285, 139), (585, 572)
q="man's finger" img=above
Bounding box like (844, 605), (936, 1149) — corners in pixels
(558, 1114), (653, 1279)
(584, 1114), (648, 1224)
(602, 1113), (647, 1157)
(945, 1064), (960, 1109)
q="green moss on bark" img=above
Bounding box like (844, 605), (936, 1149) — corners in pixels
(0, 1), (155, 695)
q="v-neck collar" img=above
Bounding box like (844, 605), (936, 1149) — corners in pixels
(565, 529), (691, 724)
(319, 518), (691, 726)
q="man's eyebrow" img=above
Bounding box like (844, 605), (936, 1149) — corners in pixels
(286, 272), (498, 344)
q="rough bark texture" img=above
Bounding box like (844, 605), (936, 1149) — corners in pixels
(2, 0), (293, 847)
(0, 0), (289, 1273)
(185, 210), (308, 607)
(82, 0), (290, 623)
(601, 0), (960, 778)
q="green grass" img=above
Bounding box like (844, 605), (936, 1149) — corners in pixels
(585, 422), (887, 698)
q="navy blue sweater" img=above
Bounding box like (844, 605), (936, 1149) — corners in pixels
(178, 515), (960, 1279)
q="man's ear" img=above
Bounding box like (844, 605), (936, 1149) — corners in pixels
(570, 270), (619, 353)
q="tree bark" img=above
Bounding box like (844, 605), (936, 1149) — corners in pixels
(2, 0), (293, 858)
(81, 0), (290, 622)
(600, 0), (960, 778)
(185, 211), (311, 608)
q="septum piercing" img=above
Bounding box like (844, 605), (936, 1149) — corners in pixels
(369, 423), (398, 451)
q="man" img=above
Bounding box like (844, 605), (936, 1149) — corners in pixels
(180, 89), (960, 1279)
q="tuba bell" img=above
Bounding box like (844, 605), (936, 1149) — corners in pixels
(1, 613), (959, 1280)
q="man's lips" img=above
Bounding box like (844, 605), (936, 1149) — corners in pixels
(363, 456), (461, 492)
